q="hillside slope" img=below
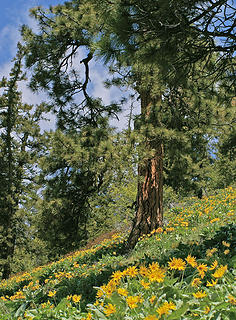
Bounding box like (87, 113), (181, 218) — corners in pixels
(0, 187), (235, 319)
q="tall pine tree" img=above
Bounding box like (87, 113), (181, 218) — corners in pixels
(21, 0), (235, 249)
(0, 46), (45, 279)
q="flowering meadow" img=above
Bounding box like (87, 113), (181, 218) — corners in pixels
(0, 187), (235, 319)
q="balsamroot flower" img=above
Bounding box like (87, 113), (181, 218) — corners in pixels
(193, 290), (207, 298)
(168, 257), (186, 271)
(104, 303), (116, 316)
(156, 301), (176, 317)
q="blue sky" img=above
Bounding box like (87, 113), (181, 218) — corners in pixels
(0, 1), (66, 130)
(1, 0), (64, 65)
(0, 0), (137, 130)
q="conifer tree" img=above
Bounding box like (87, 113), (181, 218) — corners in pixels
(0, 46), (44, 279)
(35, 118), (118, 257)
(209, 97), (236, 189)
(21, 0), (235, 249)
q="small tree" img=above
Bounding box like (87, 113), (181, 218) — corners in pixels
(36, 118), (119, 257)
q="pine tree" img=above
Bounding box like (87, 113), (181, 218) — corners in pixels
(35, 118), (118, 257)
(21, 0), (235, 249)
(209, 97), (236, 189)
(0, 46), (45, 279)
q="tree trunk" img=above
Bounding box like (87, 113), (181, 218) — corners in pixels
(127, 91), (164, 249)
(1, 232), (16, 280)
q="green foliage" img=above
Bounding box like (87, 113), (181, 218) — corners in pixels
(88, 131), (137, 238)
(212, 125), (236, 189)
(34, 122), (138, 259)
(35, 118), (116, 258)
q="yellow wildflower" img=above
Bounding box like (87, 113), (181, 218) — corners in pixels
(126, 295), (142, 309)
(209, 260), (218, 270)
(148, 267), (165, 283)
(104, 303), (116, 316)
(206, 247), (218, 257)
(96, 289), (104, 298)
(204, 306), (211, 314)
(222, 241), (230, 247)
(111, 270), (123, 282)
(224, 249), (230, 255)
(144, 315), (159, 320)
(213, 265), (227, 278)
(206, 279), (217, 287)
(156, 301), (176, 317)
(197, 263), (208, 278)
(85, 313), (92, 320)
(149, 295), (156, 304)
(191, 278), (202, 287)
(140, 279), (150, 289)
(197, 263), (208, 273)
(117, 288), (128, 297)
(168, 257), (186, 271)
(81, 312), (92, 320)
(227, 295), (236, 305)
(72, 294), (81, 303)
(10, 290), (26, 300)
(185, 255), (197, 267)
(124, 266), (138, 278)
(148, 262), (160, 272)
(102, 283), (116, 297)
(139, 265), (149, 277)
(48, 290), (56, 297)
(1, 296), (7, 301)
(193, 290), (207, 298)
(94, 300), (100, 306)
(166, 227), (174, 232)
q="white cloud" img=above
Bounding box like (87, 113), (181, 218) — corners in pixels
(0, 1), (39, 63)
(0, 25), (20, 61)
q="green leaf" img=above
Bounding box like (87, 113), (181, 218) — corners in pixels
(55, 298), (68, 311)
(14, 302), (28, 317)
(215, 302), (229, 310)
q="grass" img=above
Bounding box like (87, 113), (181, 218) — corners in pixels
(0, 186), (235, 319)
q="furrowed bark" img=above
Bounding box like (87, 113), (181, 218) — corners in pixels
(127, 91), (164, 249)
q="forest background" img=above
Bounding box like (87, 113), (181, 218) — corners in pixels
(0, 0), (235, 280)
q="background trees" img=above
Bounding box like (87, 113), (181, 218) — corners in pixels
(0, 47), (45, 279)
